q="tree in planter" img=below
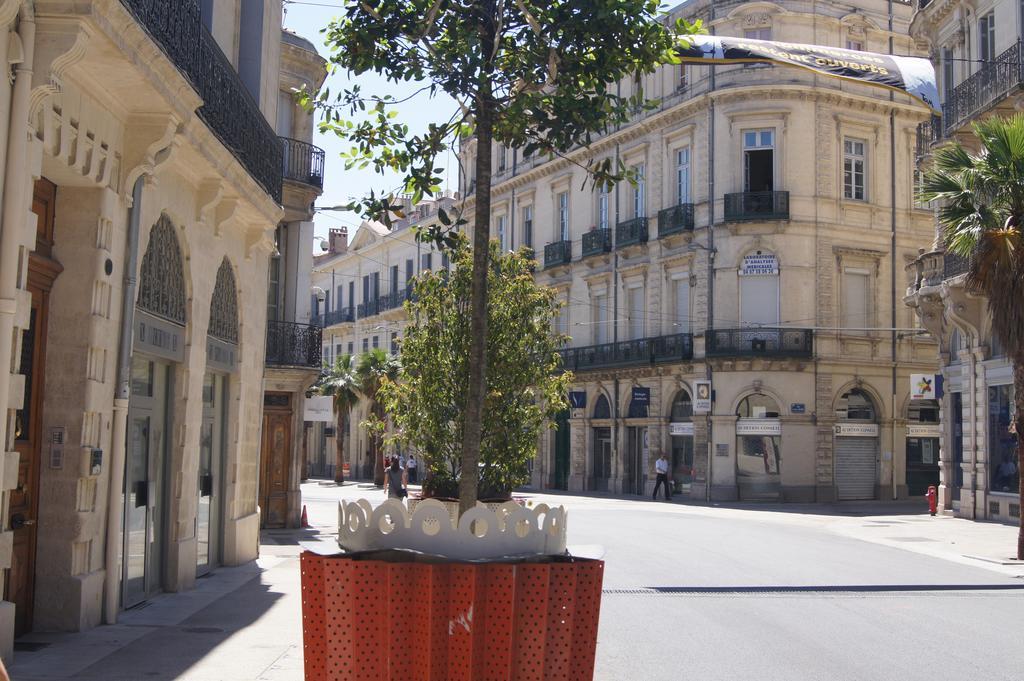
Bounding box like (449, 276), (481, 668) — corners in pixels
(308, 0), (701, 514)
(919, 113), (1024, 558)
(316, 354), (360, 484)
(370, 239), (572, 500)
(356, 348), (400, 487)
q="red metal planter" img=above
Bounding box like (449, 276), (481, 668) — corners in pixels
(300, 551), (604, 681)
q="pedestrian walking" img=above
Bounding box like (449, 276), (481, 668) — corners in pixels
(407, 454), (418, 484)
(386, 457), (408, 501)
(653, 452), (671, 501)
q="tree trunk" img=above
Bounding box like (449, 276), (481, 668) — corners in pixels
(373, 403), (386, 488)
(458, 57), (496, 517)
(334, 412), (346, 485)
(1015, 354), (1024, 560)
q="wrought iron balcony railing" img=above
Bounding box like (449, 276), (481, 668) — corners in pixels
(558, 333), (694, 372)
(357, 299), (380, 318)
(615, 217), (649, 248)
(705, 327), (813, 359)
(658, 203), (695, 237)
(916, 116), (940, 158)
(266, 321), (322, 368)
(281, 137), (326, 189)
(377, 288), (414, 313)
(943, 251), (970, 279)
(312, 308), (354, 327)
(544, 240), (572, 269)
(581, 229), (611, 258)
(723, 191), (790, 222)
(943, 40), (1023, 136)
(120, 0), (283, 203)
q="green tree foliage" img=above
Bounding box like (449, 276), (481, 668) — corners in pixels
(308, 0), (701, 513)
(356, 348), (400, 487)
(373, 240), (572, 499)
(919, 113), (1024, 558)
(315, 354), (360, 484)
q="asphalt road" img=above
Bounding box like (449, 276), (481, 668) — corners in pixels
(305, 484), (1024, 681)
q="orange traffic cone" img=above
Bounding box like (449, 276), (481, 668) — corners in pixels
(300, 505), (309, 528)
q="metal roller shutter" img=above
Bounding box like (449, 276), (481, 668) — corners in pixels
(836, 437), (877, 500)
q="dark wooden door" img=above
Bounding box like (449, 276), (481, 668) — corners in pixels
(260, 398), (291, 529)
(7, 178), (60, 635)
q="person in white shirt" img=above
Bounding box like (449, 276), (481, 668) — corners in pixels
(407, 454), (418, 484)
(653, 453), (671, 501)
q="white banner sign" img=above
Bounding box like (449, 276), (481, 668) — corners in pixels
(910, 374), (938, 400)
(304, 395), (334, 422)
(694, 380), (712, 414)
(834, 423), (879, 437)
(907, 424), (941, 438)
(736, 419), (782, 436)
(739, 253), (779, 276)
(669, 422), (695, 437)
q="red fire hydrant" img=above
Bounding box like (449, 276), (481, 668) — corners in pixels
(926, 485), (938, 516)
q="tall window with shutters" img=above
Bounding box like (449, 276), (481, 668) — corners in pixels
(627, 286), (645, 340)
(557, 192), (570, 241)
(676, 148), (691, 205)
(841, 268), (871, 335)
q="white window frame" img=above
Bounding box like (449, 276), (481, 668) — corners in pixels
(676, 147), (691, 205)
(557, 191), (570, 241)
(521, 204), (534, 248)
(597, 183), (610, 230)
(979, 12), (995, 65)
(742, 128), (775, 193)
(843, 137), (867, 201)
(632, 163), (646, 219)
(496, 214), (506, 250)
(846, 39), (863, 51)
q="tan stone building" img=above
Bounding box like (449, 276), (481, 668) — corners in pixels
(457, 0), (939, 502)
(905, 0), (1022, 523)
(0, 0), (323, 657)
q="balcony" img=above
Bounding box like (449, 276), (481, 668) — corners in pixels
(120, 0), (283, 204)
(357, 299), (380, 318)
(706, 328), (813, 359)
(312, 308), (354, 327)
(943, 40), (1023, 136)
(377, 288), (414, 312)
(544, 240), (572, 269)
(723, 191), (789, 222)
(615, 217), (649, 249)
(281, 137), (326, 189)
(916, 117), (940, 158)
(558, 333), (693, 371)
(581, 229), (611, 258)
(266, 321), (322, 368)
(658, 203), (695, 237)
(943, 251), (970, 279)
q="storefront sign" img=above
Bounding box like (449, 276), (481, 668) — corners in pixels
(736, 419), (782, 436)
(791, 403), (806, 414)
(670, 422), (695, 437)
(910, 373), (943, 400)
(694, 380), (712, 414)
(304, 396), (335, 422)
(568, 391), (587, 409)
(738, 252), (779, 276)
(834, 423), (879, 437)
(631, 386), (650, 406)
(907, 424), (941, 438)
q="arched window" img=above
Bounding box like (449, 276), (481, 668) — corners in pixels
(593, 394), (611, 419)
(908, 399), (939, 423)
(208, 259), (239, 344)
(739, 250), (779, 327)
(836, 388), (876, 421)
(138, 215), (186, 325)
(670, 390), (693, 420)
(736, 393), (780, 418)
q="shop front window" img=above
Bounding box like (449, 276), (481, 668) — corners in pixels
(736, 394), (782, 500)
(989, 385), (1018, 493)
(906, 399), (940, 496)
(669, 390), (694, 493)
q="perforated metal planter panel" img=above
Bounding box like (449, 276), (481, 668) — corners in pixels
(300, 552), (604, 681)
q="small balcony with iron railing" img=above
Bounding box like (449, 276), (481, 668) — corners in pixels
(119, 0), (283, 203)
(265, 320), (322, 368)
(581, 229), (611, 258)
(544, 240), (572, 269)
(658, 204), (695, 238)
(357, 299), (381, 319)
(916, 116), (941, 159)
(705, 327), (813, 359)
(281, 137), (326, 189)
(312, 307), (354, 328)
(943, 251), (970, 280)
(377, 288), (414, 313)
(723, 191), (790, 222)
(615, 217), (649, 249)
(558, 333), (693, 372)
(942, 40), (1023, 136)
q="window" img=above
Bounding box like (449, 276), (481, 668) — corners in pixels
(836, 389), (876, 421)
(979, 13), (995, 65)
(989, 384), (1018, 493)
(592, 293), (608, 344)
(323, 345), (331, 366)
(496, 215), (506, 251)
(627, 286), (645, 340)
(736, 394), (780, 418)
(390, 265), (399, 296)
(743, 129), (774, 192)
(676, 148), (691, 205)
(744, 28), (771, 68)
(323, 290), (330, 313)
(361, 274), (370, 305)
(841, 268), (871, 333)
(421, 253), (432, 271)
(336, 285), (344, 310)
(597, 182), (610, 230)
(522, 205), (533, 248)
(347, 341), (353, 355)
(267, 226), (283, 322)
(846, 40), (863, 51)
(335, 343), (342, 358)
(372, 335), (379, 349)
(632, 164), (646, 218)
(442, 252), (450, 270)
(405, 259), (414, 290)
(942, 47), (955, 102)
(677, 64), (687, 91)
(362, 338), (369, 353)
(497, 145), (507, 172)
(739, 250), (779, 326)
(557, 191), (569, 241)
(390, 332), (398, 355)
(673, 276), (690, 332)
(844, 138), (866, 200)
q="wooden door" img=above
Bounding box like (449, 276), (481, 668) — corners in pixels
(7, 178), (60, 635)
(260, 396), (291, 529)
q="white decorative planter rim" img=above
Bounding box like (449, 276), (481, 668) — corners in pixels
(338, 498), (568, 560)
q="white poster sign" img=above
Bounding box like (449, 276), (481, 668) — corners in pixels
(304, 395), (334, 422)
(910, 374), (938, 400)
(669, 422), (695, 437)
(694, 380), (712, 414)
(736, 419), (782, 436)
(907, 424), (941, 438)
(834, 423), (879, 437)
(739, 253), (779, 276)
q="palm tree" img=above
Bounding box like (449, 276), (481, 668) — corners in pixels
(316, 355), (360, 485)
(356, 348), (399, 487)
(920, 113), (1024, 558)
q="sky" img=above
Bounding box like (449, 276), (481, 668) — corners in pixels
(281, 2), (459, 249)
